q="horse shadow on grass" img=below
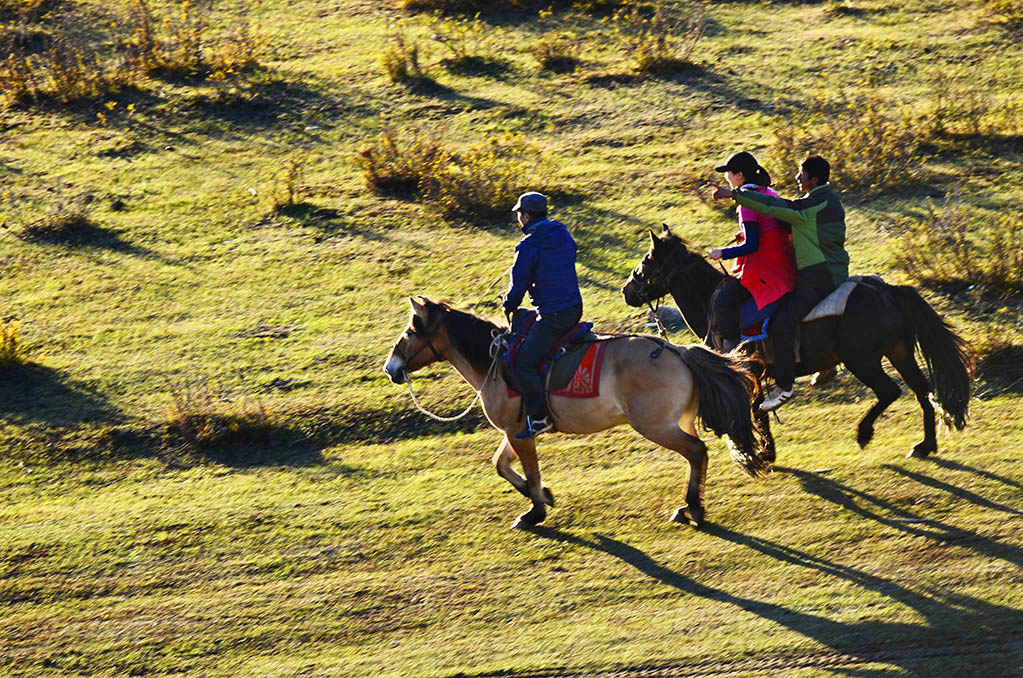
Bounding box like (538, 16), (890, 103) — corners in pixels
(531, 524), (1023, 675)
(778, 465), (1023, 568)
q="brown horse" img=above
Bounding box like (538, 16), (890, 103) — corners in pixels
(383, 297), (766, 529)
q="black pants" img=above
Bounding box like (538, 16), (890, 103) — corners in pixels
(713, 277), (751, 347)
(770, 277), (834, 391)
(514, 304), (583, 419)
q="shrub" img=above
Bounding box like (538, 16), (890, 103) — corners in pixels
(355, 126), (447, 196)
(165, 377), (277, 453)
(609, 1), (704, 74)
(125, 0), (261, 78)
(424, 132), (542, 220)
(0, 33), (131, 105)
(0, 320), (27, 369)
(771, 90), (928, 195)
(422, 11), (494, 70)
(0, 0), (49, 21)
(977, 0), (1023, 28)
(17, 190), (101, 243)
(892, 200), (1023, 294)
(380, 24), (427, 84)
(354, 127), (557, 222)
(927, 70), (1023, 141)
(530, 32), (581, 72)
(269, 156), (307, 214)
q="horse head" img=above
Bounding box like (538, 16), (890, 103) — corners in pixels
(621, 224), (695, 307)
(383, 296), (447, 384)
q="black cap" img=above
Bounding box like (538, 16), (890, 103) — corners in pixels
(715, 151), (761, 175)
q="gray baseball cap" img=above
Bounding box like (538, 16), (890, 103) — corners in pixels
(512, 191), (548, 213)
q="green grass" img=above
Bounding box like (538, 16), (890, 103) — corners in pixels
(1, 0), (1022, 675)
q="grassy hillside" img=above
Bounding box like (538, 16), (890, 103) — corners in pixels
(2, 0), (1022, 675)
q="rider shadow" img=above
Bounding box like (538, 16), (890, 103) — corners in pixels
(533, 526), (1023, 675)
(883, 463), (1023, 517)
(777, 466), (1023, 568)
(930, 457), (1023, 492)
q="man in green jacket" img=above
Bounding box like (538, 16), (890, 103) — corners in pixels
(712, 155), (849, 411)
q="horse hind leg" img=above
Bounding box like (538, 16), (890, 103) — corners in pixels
(843, 356), (902, 449)
(633, 416), (708, 528)
(887, 344), (938, 458)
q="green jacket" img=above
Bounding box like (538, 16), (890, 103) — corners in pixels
(731, 184), (849, 288)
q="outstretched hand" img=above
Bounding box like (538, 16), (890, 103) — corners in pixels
(708, 182), (733, 201)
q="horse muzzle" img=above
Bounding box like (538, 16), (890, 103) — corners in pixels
(621, 279), (645, 308)
(383, 355), (408, 384)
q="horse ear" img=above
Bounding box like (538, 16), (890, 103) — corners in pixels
(662, 223), (674, 237)
(648, 228), (658, 246)
(409, 296), (427, 315)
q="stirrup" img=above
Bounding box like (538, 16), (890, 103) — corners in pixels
(515, 415), (552, 440)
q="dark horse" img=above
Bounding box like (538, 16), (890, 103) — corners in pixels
(384, 297), (766, 529)
(622, 225), (974, 460)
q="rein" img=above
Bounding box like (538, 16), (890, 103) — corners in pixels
(633, 244), (689, 340)
(404, 329), (506, 422)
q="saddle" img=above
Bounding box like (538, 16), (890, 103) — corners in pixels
(502, 310), (606, 398)
(739, 274), (886, 343)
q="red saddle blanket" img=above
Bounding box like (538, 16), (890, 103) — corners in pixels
(506, 340), (607, 399)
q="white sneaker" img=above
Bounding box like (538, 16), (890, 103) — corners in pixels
(760, 387), (794, 412)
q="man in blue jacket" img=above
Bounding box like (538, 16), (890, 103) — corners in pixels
(503, 192), (583, 439)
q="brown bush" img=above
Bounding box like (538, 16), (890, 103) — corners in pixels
(771, 90), (929, 195)
(892, 200), (1023, 294)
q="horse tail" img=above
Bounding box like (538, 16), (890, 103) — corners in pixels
(678, 345), (769, 478)
(889, 285), (975, 430)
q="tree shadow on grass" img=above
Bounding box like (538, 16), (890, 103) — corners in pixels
(0, 361), (122, 429)
(528, 526), (1023, 675)
(19, 218), (158, 259)
(162, 424), (326, 469)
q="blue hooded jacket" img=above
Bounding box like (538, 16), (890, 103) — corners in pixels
(502, 219), (582, 316)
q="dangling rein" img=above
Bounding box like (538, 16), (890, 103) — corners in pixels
(405, 330), (506, 422)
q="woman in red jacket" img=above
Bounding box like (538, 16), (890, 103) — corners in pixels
(706, 152), (796, 352)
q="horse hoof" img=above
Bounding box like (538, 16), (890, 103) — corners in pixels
(857, 425), (874, 449)
(512, 506), (546, 529)
(542, 487), (556, 507)
(908, 442), (937, 459)
(670, 506), (702, 528)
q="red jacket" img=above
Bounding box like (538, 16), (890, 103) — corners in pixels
(730, 187), (796, 309)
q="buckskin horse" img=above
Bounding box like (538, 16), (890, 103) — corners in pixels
(622, 225), (974, 461)
(383, 296), (766, 529)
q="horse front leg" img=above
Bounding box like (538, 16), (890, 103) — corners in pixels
(506, 436), (554, 529)
(754, 405), (776, 464)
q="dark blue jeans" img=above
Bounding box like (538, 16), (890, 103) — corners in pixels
(770, 272), (834, 391)
(514, 304), (583, 419)
(713, 277), (752, 346)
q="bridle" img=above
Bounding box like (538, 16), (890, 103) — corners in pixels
(390, 315), (445, 370)
(629, 242), (686, 304)
(390, 308), (507, 423)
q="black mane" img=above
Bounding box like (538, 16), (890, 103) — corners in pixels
(659, 233), (724, 292)
(433, 303), (505, 373)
